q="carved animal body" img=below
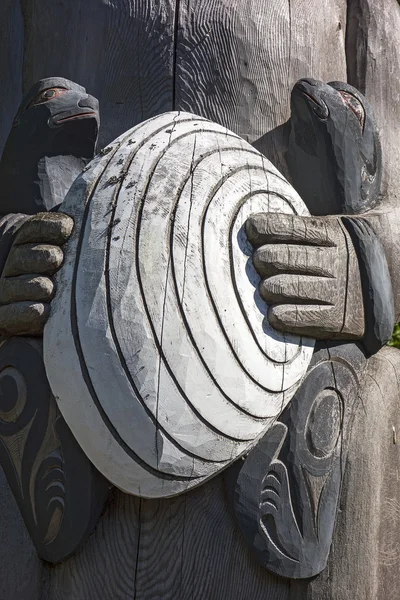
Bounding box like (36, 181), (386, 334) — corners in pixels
(44, 111), (315, 498)
(234, 79), (392, 579)
(287, 78), (393, 352)
(287, 78), (382, 215)
(0, 77), (99, 214)
(0, 79), (108, 563)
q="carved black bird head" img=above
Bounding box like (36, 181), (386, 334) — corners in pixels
(0, 77), (99, 214)
(287, 78), (381, 216)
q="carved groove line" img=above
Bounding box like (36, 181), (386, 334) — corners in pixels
(78, 116), (308, 472)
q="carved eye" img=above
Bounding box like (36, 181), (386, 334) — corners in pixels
(27, 87), (68, 109)
(338, 91), (365, 130)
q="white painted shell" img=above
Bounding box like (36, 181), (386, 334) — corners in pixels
(44, 112), (314, 498)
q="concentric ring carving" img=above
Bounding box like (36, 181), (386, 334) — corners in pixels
(45, 112), (314, 497)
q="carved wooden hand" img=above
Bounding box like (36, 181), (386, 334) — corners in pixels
(0, 212), (73, 336)
(246, 212), (365, 340)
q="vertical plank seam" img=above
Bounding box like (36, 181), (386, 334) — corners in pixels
(172, 0), (181, 110)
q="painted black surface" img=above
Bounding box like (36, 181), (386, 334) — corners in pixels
(287, 78), (382, 216)
(0, 337), (110, 563)
(234, 342), (366, 579)
(287, 79), (392, 355)
(342, 216), (395, 355)
(0, 78), (109, 562)
(0, 77), (99, 215)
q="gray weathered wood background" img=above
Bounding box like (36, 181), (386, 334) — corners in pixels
(1, 1), (400, 598)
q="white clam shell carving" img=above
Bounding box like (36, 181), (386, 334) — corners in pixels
(44, 112), (315, 498)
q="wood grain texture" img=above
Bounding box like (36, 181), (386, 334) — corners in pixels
(346, 0), (400, 198)
(345, 0), (400, 323)
(44, 112), (313, 497)
(46, 476), (290, 600)
(0, 0), (24, 157)
(19, 0), (177, 149)
(42, 340), (400, 600)
(176, 0), (347, 176)
(43, 490), (141, 600)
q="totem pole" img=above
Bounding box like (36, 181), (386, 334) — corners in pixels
(1, 2), (400, 599)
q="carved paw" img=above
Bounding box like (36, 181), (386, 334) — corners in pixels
(0, 212), (73, 336)
(246, 212), (365, 339)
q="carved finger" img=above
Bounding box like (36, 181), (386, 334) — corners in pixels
(4, 244), (64, 277)
(246, 213), (339, 248)
(268, 304), (343, 339)
(0, 275), (54, 304)
(14, 212), (74, 246)
(0, 302), (49, 337)
(259, 274), (336, 305)
(253, 244), (337, 279)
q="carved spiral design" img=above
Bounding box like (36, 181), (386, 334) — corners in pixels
(0, 366), (27, 425)
(306, 389), (342, 458)
(0, 339), (44, 436)
(45, 112), (314, 497)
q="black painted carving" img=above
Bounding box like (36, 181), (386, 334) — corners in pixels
(0, 337), (109, 562)
(286, 79), (393, 359)
(0, 79), (108, 562)
(234, 342), (366, 579)
(342, 216), (395, 355)
(287, 78), (382, 216)
(0, 77), (99, 215)
(236, 78), (387, 579)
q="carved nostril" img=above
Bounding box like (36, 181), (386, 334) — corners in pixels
(77, 95), (98, 111)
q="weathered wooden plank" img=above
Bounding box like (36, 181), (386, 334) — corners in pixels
(132, 475), (290, 600)
(43, 490), (140, 600)
(346, 0), (400, 197)
(47, 476), (290, 600)
(0, 0), (24, 157)
(19, 0), (177, 149)
(176, 0), (347, 176)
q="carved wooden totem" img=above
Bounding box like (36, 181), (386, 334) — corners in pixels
(1, 2), (400, 599)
